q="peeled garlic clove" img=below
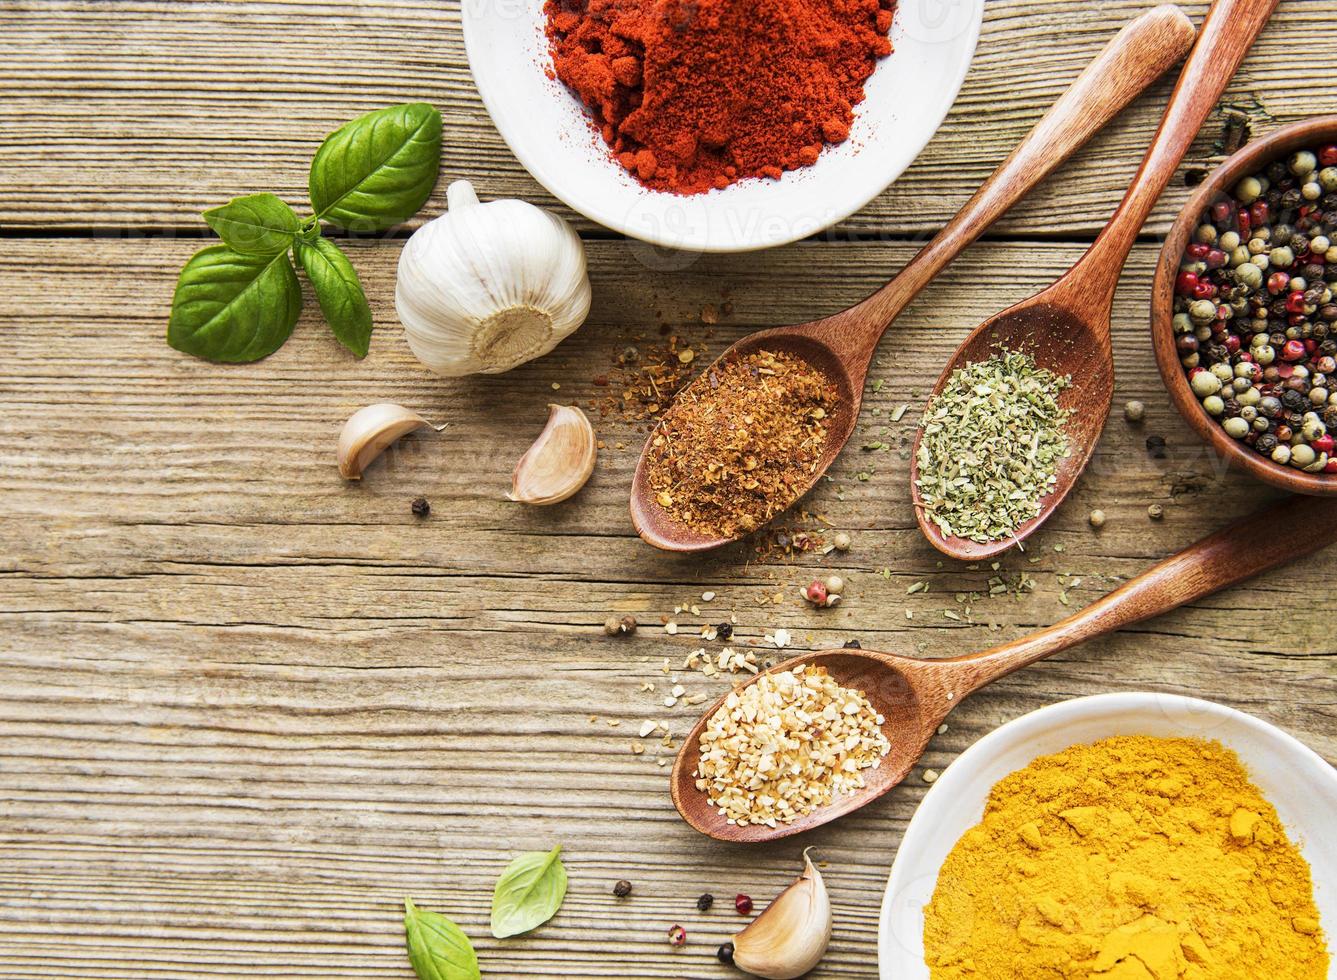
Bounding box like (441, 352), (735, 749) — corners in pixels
(510, 405), (597, 505)
(337, 403), (441, 480)
(731, 850), (832, 979)
(396, 180), (592, 377)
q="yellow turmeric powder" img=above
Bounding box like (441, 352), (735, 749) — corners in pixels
(924, 735), (1328, 979)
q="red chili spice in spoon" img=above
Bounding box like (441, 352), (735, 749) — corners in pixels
(544, 0), (896, 194)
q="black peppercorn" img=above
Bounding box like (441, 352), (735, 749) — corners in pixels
(717, 943), (736, 966)
(697, 893), (714, 912)
(1256, 433), (1279, 455)
(613, 879), (632, 898)
(411, 496), (431, 517)
(1323, 406), (1337, 430)
(1282, 389), (1307, 412)
(716, 622), (733, 640)
(1146, 435), (1168, 458)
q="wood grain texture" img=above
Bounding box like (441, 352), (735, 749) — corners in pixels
(1, 236), (1334, 977)
(0, 0), (1332, 236)
(3, 0), (1337, 975)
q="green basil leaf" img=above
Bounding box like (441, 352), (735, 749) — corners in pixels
(404, 899), (481, 980)
(167, 245), (302, 363)
(490, 845), (567, 939)
(295, 237), (373, 358)
(309, 103), (442, 232)
(203, 193), (300, 255)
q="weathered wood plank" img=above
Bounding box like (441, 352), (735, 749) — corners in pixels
(0, 236), (1333, 977)
(0, 0), (1331, 236)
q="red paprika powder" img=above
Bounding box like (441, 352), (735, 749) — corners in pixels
(544, 0), (897, 195)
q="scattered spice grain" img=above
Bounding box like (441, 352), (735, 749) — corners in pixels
(613, 879), (632, 898)
(916, 349), (1072, 543)
(697, 893), (715, 913)
(646, 349), (838, 538)
(410, 496), (430, 517)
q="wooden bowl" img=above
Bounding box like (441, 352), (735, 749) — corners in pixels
(1152, 116), (1337, 496)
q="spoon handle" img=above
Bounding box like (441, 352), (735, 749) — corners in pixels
(952, 494), (1337, 692)
(829, 4), (1196, 360)
(1054, 0), (1280, 311)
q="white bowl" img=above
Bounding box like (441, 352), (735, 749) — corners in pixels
(461, 0), (983, 252)
(878, 693), (1337, 979)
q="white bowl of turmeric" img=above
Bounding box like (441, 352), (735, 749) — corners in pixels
(879, 692), (1334, 980)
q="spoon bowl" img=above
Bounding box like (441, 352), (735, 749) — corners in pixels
(630, 324), (867, 552)
(627, 5), (1199, 551)
(670, 648), (941, 842)
(670, 494), (1337, 842)
(909, 294), (1115, 561)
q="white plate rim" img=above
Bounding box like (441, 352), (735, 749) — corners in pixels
(877, 691), (1337, 979)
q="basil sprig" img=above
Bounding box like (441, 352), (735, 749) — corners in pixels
(489, 845), (568, 939)
(404, 899), (481, 980)
(168, 103), (442, 363)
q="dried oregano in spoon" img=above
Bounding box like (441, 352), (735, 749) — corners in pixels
(916, 349), (1073, 543)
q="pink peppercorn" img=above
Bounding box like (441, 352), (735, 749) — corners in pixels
(1250, 201), (1270, 226)
(668, 925), (686, 946)
(1192, 281), (1217, 300)
(1268, 272), (1290, 294)
(1314, 435), (1335, 455)
(1282, 340), (1307, 362)
(1327, 459), (1337, 474)
(1175, 270), (1199, 295)
(1186, 243), (1210, 259)
(735, 894), (753, 915)
(1285, 292), (1308, 314)
(1321, 145), (1337, 167)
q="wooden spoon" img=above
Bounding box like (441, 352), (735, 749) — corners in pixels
(911, 0), (1280, 561)
(672, 494), (1337, 843)
(630, 4), (1197, 552)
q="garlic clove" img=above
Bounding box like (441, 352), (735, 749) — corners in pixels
(337, 403), (443, 480)
(395, 180), (592, 378)
(731, 850), (832, 979)
(509, 404), (597, 505)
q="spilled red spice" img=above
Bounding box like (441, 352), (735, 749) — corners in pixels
(544, 0), (897, 195)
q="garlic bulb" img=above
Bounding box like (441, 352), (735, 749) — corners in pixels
(730, 850), (832, 979)
(337, 403), (444, 480)
(510, 405), (597, 505)
(396, 180), (592, 377)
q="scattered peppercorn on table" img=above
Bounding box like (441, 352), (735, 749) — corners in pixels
(1, 2), (1335, 978)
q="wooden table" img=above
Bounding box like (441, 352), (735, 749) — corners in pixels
(2, 2), (1334, 976)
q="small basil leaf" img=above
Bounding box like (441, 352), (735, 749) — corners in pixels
(295, 237), (373, 358)
(404, 899), (481, 980)
(167, 245), (302, 363)
(309, 103), (442, 232)
(203, 193), (301, 254)
(490, 845), (567, 939)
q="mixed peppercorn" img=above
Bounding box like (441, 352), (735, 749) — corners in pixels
(1174, 146), (1337, 475)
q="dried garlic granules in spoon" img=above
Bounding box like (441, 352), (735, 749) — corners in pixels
(694, 664), (889, 827)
